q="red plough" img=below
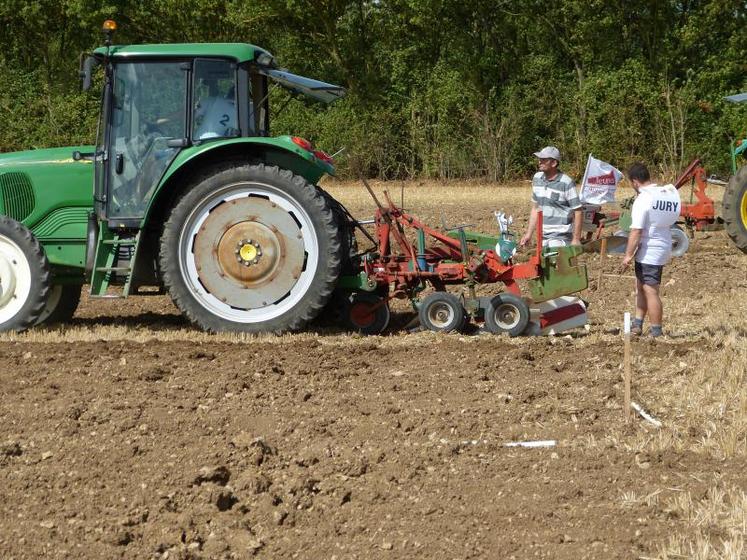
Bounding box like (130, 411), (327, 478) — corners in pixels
(334, 180), (589, 335)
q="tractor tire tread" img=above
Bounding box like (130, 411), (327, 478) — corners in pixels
(722, 165), (747, 253)
(40, 284), (82, 325)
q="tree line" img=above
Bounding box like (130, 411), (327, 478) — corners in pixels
(0, 0), (745, 180)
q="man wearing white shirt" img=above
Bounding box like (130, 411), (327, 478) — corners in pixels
(622, 163), (681, 337)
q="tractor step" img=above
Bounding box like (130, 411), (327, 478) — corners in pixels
(95, 266), (132, 272)
(90, 227), (142, 298)
(102, 239), (137, 246)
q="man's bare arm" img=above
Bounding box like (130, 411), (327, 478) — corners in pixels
(622, 228), (642, 269)
(520, 205), (539, 246)
(571, 208), (583, 245)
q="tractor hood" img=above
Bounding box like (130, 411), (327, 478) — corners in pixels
(0, 146), (94, 168)
(259, 68), (345, 104)
(0, 146), (93, 228)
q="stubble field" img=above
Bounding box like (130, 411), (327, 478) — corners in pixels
(0, 180), (745, 559)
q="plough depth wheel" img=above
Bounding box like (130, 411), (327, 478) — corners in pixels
(484, 293), (529, 337)
(419, 292), (465, 333)
(343, 292), (390, 335)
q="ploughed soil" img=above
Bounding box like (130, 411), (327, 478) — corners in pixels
(0, 183), (745, 559)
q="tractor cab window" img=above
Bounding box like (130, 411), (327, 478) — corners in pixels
(108, 61), (187, 220)
(192, 59), (241, 141)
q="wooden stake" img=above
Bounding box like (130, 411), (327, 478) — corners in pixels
(623, 312), (631, 423)
(596, 237), (608, 291)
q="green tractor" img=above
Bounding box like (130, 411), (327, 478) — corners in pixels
(722, 92), (747, 253)
(0, 21), (350, 332)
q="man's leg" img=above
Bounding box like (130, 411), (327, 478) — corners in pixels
(635, 279), (648, 319)
(642, 283), (663, 335)
(638, 263), (664, 336)
(633, 263), (647, 335)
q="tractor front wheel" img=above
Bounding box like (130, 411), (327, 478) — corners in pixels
(723, 165), (747, 254)
(484, 293), (530, 337)
(36, 284), (82, 326)
(160, 163), (342, 333)
(0, 216), (51, 332)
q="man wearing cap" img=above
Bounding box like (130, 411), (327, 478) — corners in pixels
(520, 146), (583, 248)
(621, 162), (681, 338)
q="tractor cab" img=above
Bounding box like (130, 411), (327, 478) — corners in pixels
(724, 93), (747, 174)
(80, 24), (342, 229)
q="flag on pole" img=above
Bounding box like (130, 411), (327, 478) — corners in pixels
(579, 154), (623, 205)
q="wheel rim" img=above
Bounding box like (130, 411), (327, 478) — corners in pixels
(178, 181), (320, 324)
(492, 302), (520, 330)
(427, 301), (455, 329)
(741, 190), (747, 229)
(0, 235), (32, 324)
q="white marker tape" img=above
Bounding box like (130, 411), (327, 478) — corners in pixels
(624, 312), (631, 335)
(631, 401), (662, 428)
(503, 440), (557, 448)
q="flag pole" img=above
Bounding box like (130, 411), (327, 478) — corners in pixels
(580, 153), (592, 199)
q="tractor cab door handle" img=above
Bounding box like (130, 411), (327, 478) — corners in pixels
(115, 153), (124, 174)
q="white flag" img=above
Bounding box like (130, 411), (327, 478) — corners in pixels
(579, 154), (623, 205)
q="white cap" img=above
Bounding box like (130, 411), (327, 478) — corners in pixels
(533, 146), (561, 161)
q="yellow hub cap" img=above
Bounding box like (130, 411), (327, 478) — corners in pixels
(239, 243), (258, 262)
(741, 190), (747, 228)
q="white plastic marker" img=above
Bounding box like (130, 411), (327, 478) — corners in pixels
(631, 402), (663, 428)
(503, 440), (557, 448)
(623, 312), (631, 423)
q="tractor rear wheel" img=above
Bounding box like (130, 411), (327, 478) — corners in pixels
(36, 284), (82, 325)
(160, 163), (342, 333)
(484, 293), (530, 337)
(723, 165), (747, 254)
(0, 216), (51, 332)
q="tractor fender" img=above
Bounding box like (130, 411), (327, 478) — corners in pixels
(141, 136), (335, 228)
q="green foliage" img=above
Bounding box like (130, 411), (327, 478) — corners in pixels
(0, 0), (745, 179)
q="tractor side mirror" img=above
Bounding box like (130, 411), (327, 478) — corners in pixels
(79, 55), (100, 91)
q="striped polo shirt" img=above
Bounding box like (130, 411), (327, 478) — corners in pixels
(531, 171), (582, 241)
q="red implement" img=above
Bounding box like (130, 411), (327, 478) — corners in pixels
(360, 189), (544, 298)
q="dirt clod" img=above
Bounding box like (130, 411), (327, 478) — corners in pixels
(194, 466), (231, 486)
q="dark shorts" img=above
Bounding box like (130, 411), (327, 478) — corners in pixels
(635, 262), (663, 286)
